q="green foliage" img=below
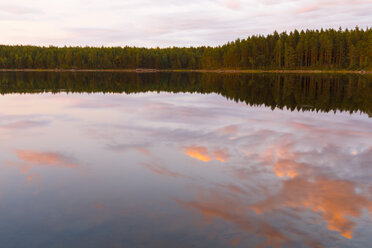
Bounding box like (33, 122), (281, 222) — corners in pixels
(0, 27), (371, 70)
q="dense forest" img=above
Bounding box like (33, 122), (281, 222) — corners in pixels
(0, 28), (371, 70)
(1, 72), (371, 116)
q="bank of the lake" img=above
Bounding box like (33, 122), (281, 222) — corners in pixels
(0, 68), (371, 74)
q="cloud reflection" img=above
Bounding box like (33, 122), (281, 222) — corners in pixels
(184, 146), (230, 163)
(26, 173), (41, 183)
(184, 146), (212, 162)
(141, 162), (183, 178)
(254, 176), (372, 239)
(178, 188), (305, 248)
(213, 149), (230, 163)
(73, 91), (371, 244)
(6, 150), (79, 176)
(16, 150), (78, 168)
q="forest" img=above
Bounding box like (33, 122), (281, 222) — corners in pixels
(1, 72), (371, 116)
(0, 27), (371, 70)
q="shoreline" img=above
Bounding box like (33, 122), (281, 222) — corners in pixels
(0, 69), (371, 74)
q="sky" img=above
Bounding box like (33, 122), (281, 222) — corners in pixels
(0, 0), (371, 47)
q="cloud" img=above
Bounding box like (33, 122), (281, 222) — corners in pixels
(221, 0), (242, 10)
(0, 120), (50, 130)
(0, 0), (371, 47)
(178, 140), (372, 244)
(219, 124), (238, 135)
(253, 177), (372, 239)
(135, 147), (151, 156)
(0, 4), (42, 15)
(6, 150), (78, 174)
(16, 150), (77, 167)
(70, 99), (122, 109)
(27, 173), (41, 182)
(296, 5), (320, 14)
(105, 142), (151, 155)
(184, 145), (231, 163)
(177, 187), (320, 247)
(141, 101), (224, 123)
(184, 146), (212, 162)
(215, 183), (247, 195)
(213, 149), (230, 162)
(289, 121), (372, 138)
(233, 127), (372, 239)
(273, 159), (306, 178)
(140, 162), (183, 178)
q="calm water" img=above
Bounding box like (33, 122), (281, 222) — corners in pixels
(0, 72), (372, 248)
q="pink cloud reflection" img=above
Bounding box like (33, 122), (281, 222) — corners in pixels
(16, 150), (78, 168)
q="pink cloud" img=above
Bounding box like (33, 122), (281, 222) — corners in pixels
(253, 177), (372, 239)
(6, 150), (78, 174)
(184, 146), (212, 162)
(141, 162), (183, 178)
(16, 150), (78, 168)
(214, 149), (230, 163)
(222, 0), (242, 10)
(27, 173), (41, 182)
(178, 188), (293, 247)
(135, 147), (151, 156)
(0, 120), (49, 130)
(219, 125), (238, 135)
(296, 5), (319, 14)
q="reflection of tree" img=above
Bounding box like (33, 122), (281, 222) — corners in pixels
(0, 72), (371, 115)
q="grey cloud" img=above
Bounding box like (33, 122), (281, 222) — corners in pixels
(0, 120), (50, 130)
(0, 114), (51, 130)
(105, 142), (151, 153)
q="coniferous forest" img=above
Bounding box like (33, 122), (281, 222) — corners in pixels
(0, 27), (371, 70)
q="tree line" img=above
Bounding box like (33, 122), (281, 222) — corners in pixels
(1, 72), (371, 115)
(0, 27), (371, 70)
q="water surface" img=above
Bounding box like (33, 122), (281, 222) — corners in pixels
(0, 72), (372, 248)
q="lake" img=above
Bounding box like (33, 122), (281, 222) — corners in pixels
(0, 72), (371, 248)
